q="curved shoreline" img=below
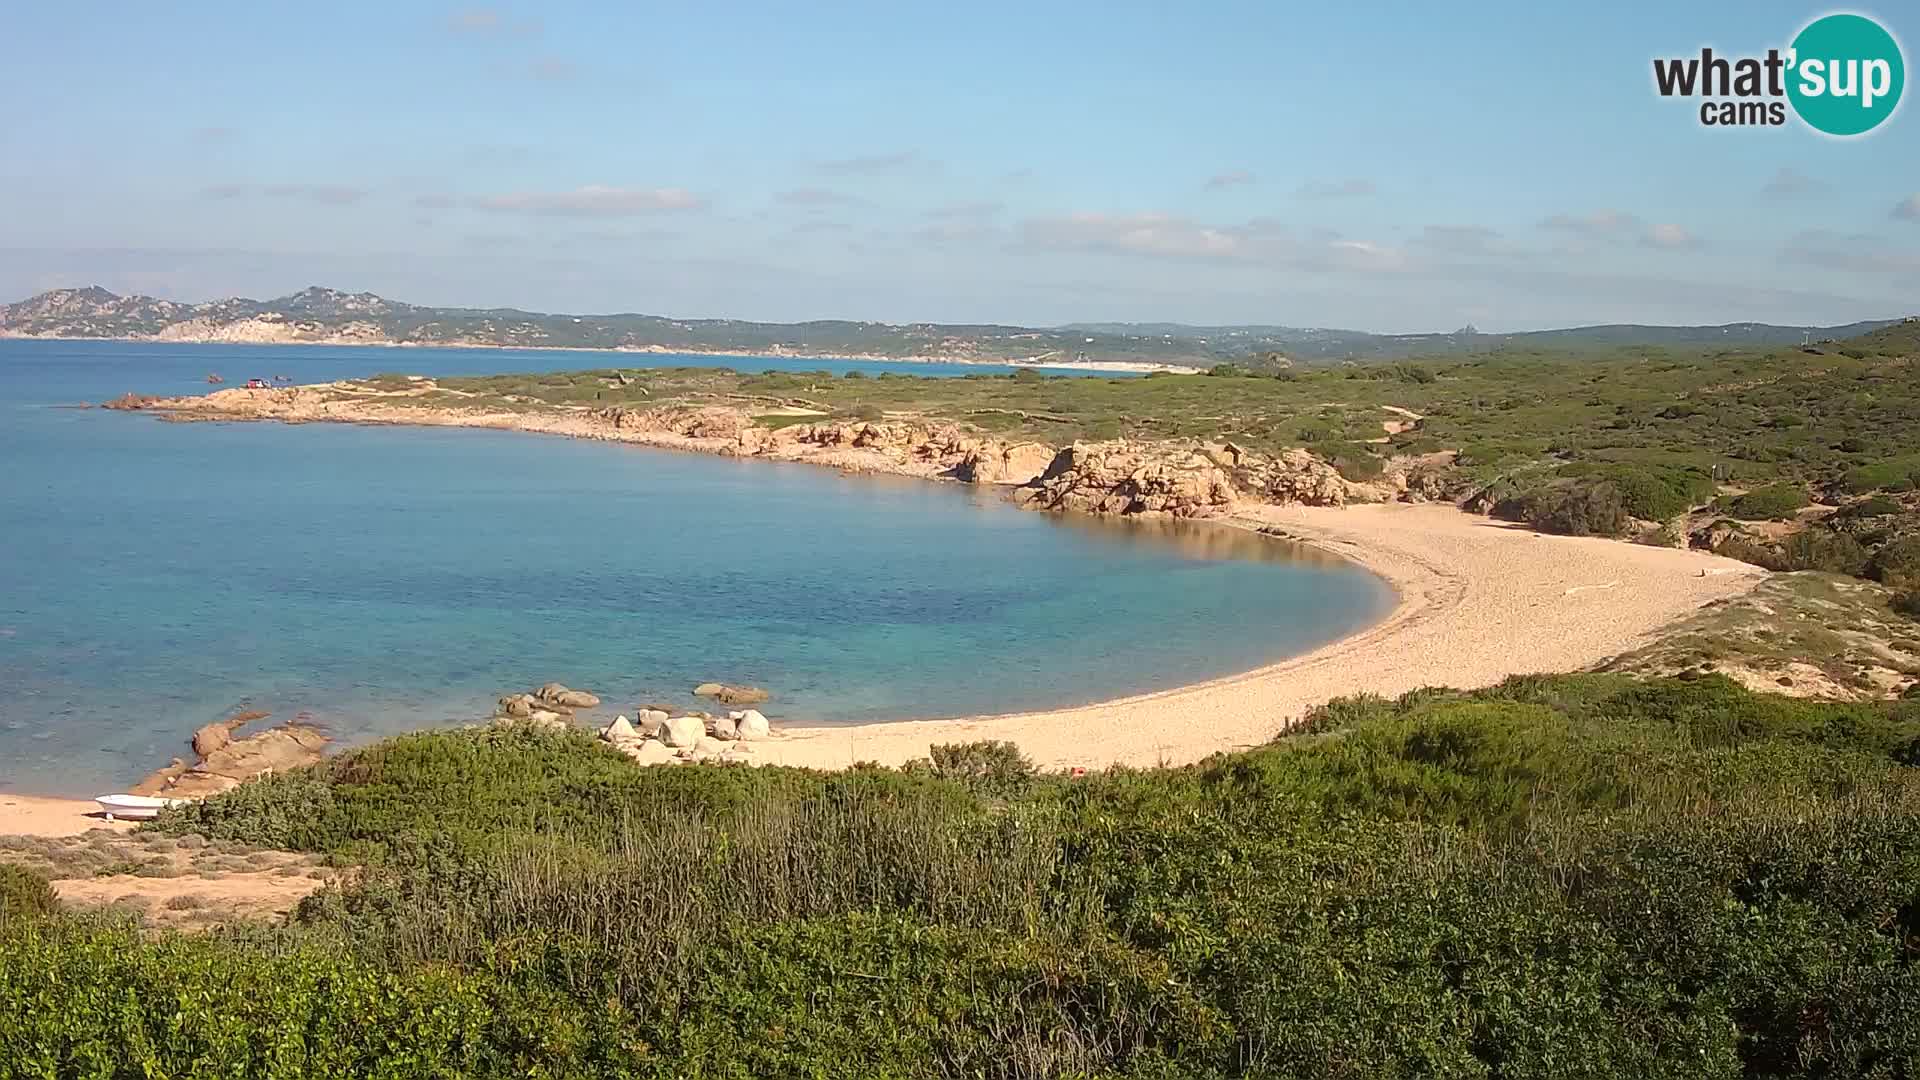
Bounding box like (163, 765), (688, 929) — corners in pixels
(2, 400), (1770, 832)
(754, 501), (1767, 771)
(1, 505), (1764, 833)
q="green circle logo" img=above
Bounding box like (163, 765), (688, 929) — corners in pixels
(1787, 13), (1905, 136)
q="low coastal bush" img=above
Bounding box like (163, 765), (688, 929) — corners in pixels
(0, 865), (58, 924)
(1729, 482), (1812, 520)
(1559, 461), (1716, 520)
(17, 675), (1914, 1075)
(1491, 478), (1631, 536)
(1871, 536), (1920, 589)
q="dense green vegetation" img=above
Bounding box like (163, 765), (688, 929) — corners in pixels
(10, 676), (1920, 1076)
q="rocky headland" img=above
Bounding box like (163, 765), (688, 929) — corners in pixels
(104, 380), (1434, 520)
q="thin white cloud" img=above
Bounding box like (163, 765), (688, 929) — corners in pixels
(1642, 223), (1701, 250)
(776, 188), (864, 208)
(473, 185), (705, 215)
(1762, 167), (1825, 197)
(925, 200), (1003, 219)
(199, 183), (367, 205)
(819, 151), (921, 174)
(446, 8), (540, 37)
(1204, 170), (1256, 191)
(1543, 209), (1696, 251)
(262, 184), (368, 206)
(1297, 178), (1375, 198)
(1785, 229), (1920, 275)
(414, 193), (459, 210)
(1017, 212), (1407, 271)
(1541, 209), (1642, 236)
(1022, 213), (1242, 259)
(528, 57), (579, 82)
(1415, 225), (1504, 255)
(1893, 194), (1920, 221)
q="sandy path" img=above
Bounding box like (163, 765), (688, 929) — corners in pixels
(756, 502), (1768, 771)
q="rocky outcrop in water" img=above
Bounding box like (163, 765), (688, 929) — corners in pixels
(131, 711), (329, 799)
(693, 682), (770, 705)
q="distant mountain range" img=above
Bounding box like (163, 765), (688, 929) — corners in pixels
(0, 285), (1904, 365)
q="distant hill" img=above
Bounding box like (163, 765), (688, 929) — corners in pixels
(0, 286), (1218, 366)
(1063, 318), (1904, 361)
(1834, 317), (1920, 356)
(0, 284), (1905, 365)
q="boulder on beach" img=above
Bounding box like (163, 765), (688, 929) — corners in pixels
(635, 709), (668, 737)
(692, 682), (724, 697)
(626, 739), (674, 766)
(709, 716), (738, 740)
(497, 694), (535, 718)
(527, 709), (569, 729)
(602, 715), (639, 743)
(734, 709), (771, 741)
(692, 736), (732, 758)
(661, 715), (706, 748)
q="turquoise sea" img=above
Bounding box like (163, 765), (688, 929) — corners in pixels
(0, 340), (1394, 794)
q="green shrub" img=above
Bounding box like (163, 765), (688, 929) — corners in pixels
(39, 675), (1920, 1076)
(909, 740), (1039, 799)
(1331, 450), (1386, 483)
(1729, 483), (1811, 520)
(1843, 457), (1920, 494)
(1870, 536), (1920, 589)
(1777, 530), (1871, 575)
(1559, 462), (1716, 520)
(1493, 479), (1630, 537)
(0, 865), (58, 924)
(841, 369), (867, 380)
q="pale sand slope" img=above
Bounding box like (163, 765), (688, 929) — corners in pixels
(757, 502), (1769, 772)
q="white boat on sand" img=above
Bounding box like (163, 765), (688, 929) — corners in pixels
(92, 793), (187, 820)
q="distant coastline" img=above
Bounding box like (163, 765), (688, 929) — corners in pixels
(0, 331), (1200, 375)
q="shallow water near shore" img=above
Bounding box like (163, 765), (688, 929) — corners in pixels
(0, 340), (1394, 794)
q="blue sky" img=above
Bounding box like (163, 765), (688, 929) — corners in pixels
(1, 1), (1914, 331)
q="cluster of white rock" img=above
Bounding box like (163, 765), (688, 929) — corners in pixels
(599, 707), (771, 766)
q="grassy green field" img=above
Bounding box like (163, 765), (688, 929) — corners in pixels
(8, 675), (1920, 1076)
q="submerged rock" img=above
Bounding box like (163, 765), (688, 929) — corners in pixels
(694, 682), (770, 705)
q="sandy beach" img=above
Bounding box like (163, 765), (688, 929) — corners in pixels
(0, 501), (1767, 835)
(0, 794), (132, 837)
(755, 501), (1769, 771)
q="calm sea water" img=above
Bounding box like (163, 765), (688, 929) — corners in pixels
(0, 340), (1393, 794)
